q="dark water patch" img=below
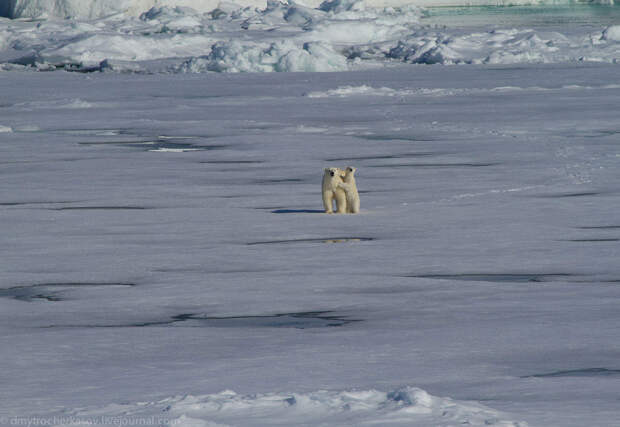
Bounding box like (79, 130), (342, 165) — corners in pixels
(77, 131), (225, 152)
(7, 282), (136, 289)
(157, 135), (200, 140)
(44, 320), (173, 328)
(81, 140), (221, 152)
(565, 277), (620, 284)
(0, 290), (65, 302)
(325, 153), (437, 162)
(578, 226), (620, 230)
(565, 238), (619, 242)
(248, 237), (374, 245)
(78, 140), (152, 145)
(171, 311), (361, 329)
(565, 130), (620, 139)
(0, 283), (135, 302)
(31, 294), (63, 302)
(272, 209), (325, 214)
(536, 192), (601, 198)
(522, 368), (620, 379)
(0, 201), (76, 206)
(368, 162), (498, 168)
(44, 311), (361, 329)
(64, 63), (105, 73)
(408, 273), (575, 283)
(51, 206), (147, 211)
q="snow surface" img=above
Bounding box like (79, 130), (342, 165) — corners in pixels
(2, 61), (620, 426)
(1, 2), (619, 73)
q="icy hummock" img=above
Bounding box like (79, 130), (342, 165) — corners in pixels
(0, 0), (619, 73)
(2, 0), (237, 19)
(55, 387), (526, 426)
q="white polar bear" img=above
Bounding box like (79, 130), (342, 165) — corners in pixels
(322, 167), (347, 214)
(338, 166), (360, 214)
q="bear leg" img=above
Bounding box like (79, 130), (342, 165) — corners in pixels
(323, 191), (334, 214)
(335, 189), (347, 214)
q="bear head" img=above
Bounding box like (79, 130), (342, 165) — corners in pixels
(324, 167), (345, 178)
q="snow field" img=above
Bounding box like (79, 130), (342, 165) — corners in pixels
(1, 63), (620, 426)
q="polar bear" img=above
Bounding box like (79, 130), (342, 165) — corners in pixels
(322, 167), (347, 214)
(338, 166), (360, 214)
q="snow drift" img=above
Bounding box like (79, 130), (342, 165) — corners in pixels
(56, 387), (526, 426)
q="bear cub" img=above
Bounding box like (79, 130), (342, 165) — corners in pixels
(338, 166), (360, 214)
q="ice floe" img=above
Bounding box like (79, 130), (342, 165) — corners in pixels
(3, 0), (238, 19)
(602, 25), (620, 42)
(385, 27), (620, 65)
(176, 39), (348, 72)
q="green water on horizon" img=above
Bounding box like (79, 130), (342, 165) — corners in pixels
(424, 4), (620, 29)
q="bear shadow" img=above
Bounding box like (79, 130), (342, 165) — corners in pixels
(272, 209), (325, 214)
